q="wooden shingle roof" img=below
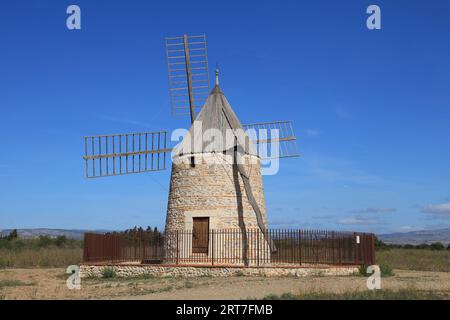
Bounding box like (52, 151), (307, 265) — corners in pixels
(174, 85), (257, 157)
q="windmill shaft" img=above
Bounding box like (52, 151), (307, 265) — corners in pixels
(254, 136), (296, 144)
(183, 34), (196, 123)
(83, 148), (172, 160)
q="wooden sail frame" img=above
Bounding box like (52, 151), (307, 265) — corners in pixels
(83, 131), (171, 178)
(243, 121), (299, 159)
(165, 34), (211, 119)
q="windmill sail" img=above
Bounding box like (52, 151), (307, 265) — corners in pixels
(83, 131), (171, 178)
(165, 34), (211, 121)
(243, 121), (299, 159)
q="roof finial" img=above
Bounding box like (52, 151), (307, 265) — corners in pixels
(215, 63), (219, 86)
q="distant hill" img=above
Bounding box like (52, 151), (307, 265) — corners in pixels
(378, 228), (450, 245)
(0, 228), (109, 240)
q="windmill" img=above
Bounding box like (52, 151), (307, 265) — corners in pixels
(83, 34), (299, 260)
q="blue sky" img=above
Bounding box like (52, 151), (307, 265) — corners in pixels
(0, 0), (449, 234)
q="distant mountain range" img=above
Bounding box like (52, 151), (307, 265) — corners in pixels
(0, 228), (110, 240)
(1, 228), (450, 245)
(378, 228), (450, 245)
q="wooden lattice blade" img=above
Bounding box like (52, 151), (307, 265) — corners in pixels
(165, 34), (211, 118)
(242, 121), (299, 159)
(83, 131), (171, 178)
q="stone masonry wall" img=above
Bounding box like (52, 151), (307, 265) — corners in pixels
(165, 153), (267, 231)
(80, 264), (359, 278)
(163, 153), (270, 264)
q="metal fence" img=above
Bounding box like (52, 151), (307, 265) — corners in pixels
(83, 229), (375, 267)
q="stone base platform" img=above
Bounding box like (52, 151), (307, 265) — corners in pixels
(80, 264), (359, 278)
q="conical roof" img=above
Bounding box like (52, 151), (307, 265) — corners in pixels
(173, 85), (257, 157)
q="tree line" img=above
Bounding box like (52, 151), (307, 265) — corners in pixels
(375, 237), (450, 251)
(0, 229), (82, 249)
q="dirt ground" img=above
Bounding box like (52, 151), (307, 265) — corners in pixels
(1, 268), (450, 300)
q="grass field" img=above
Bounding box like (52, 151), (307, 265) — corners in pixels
(376, 249), (450, 272)
(1, 268), (450, 300)
(263, 288), (448, 300)
(0, 248), (83, 268)
(0, 236), (83, 268)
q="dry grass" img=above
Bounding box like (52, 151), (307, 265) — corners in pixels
(1, 268), (450, 300)
(0, 248), (82, 268)
(376, 249), (450, 272)
(263, 288), (448, 300)
(0, 279), (36, 288)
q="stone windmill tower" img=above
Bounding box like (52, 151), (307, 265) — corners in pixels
(82, 34), (299, 262)
(165, 70), (271, 254)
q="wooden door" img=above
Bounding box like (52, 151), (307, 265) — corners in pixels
(192, 217), (209, 254)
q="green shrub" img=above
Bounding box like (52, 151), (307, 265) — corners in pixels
(359, 264), (393, 277)
(101, 267), (117, 278)
(447, 244), (450, 251)
(379, 263), (394, 277)
(263, 292), (296, 300)
(430, 242), (445, 251)
(37, 236), (53, 248)
(359, 265), (368, 276)
(6, 230), (18, 241)
(374, 237), (388, 250)
(55, 236), (68, 247)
